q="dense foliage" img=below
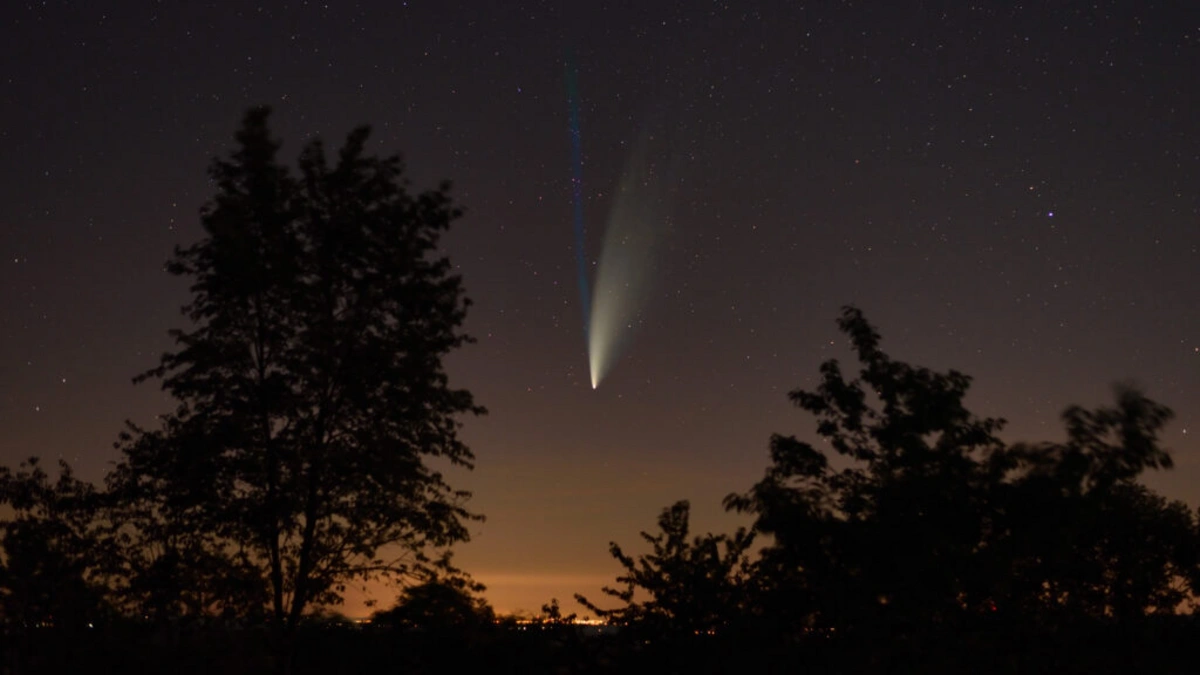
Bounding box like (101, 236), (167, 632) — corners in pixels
(110, 108), (482, 635)
(1, 109), (484, 672)
(579, 307), (1198, 671)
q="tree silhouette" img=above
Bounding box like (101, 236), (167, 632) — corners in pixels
(576, 500), (754, 636)
(105, 426), (266, 623)
(994, 386), (1193, 625)
(537, 597), (577, 625)
(0, 458), (112, 630)
(110, 108), (484, 650)
(373, 574), (493, 632)
(725, 307), (1008, 636)
(726, 306), (1192, 650)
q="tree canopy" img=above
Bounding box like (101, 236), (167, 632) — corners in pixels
(581, 306), (1196, 668)
(372, 574), (494, 632)
(575, 500), (755, 636)
(110, 107), (484, 633)
(0, 458), (112, 630)
(722, 307), (1195, 640)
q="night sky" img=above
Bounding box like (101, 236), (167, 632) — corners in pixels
(2, 2), (1197, 617)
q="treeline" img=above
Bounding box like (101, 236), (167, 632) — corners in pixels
(6, 307), (1197, 673)
(2, 106), (1198, 673)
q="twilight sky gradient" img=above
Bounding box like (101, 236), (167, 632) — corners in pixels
(1, 2), (1197, 617)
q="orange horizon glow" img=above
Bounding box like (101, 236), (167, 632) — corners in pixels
(335, 571), (615, 619)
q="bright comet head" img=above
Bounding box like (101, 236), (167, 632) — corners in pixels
(584, 126), (672, 392)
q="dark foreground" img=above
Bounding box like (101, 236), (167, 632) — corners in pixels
(4, 617), (1199, 675)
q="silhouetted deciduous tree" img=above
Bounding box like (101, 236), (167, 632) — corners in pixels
(373, 574), (493, 632)
(726, 306), (1194, 649)
(537, 597), (577, 625)
(110, 108), (484, 649)
(576, 500), (754, 636)
(0, 458), (112, 630)
(725, 307), (1009, 636)
(995, 386), (1193, 625)
(106, 426), (267, 623)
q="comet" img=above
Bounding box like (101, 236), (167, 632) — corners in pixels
(587, 130), (671, 389)
(565, 63), (672, 389)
